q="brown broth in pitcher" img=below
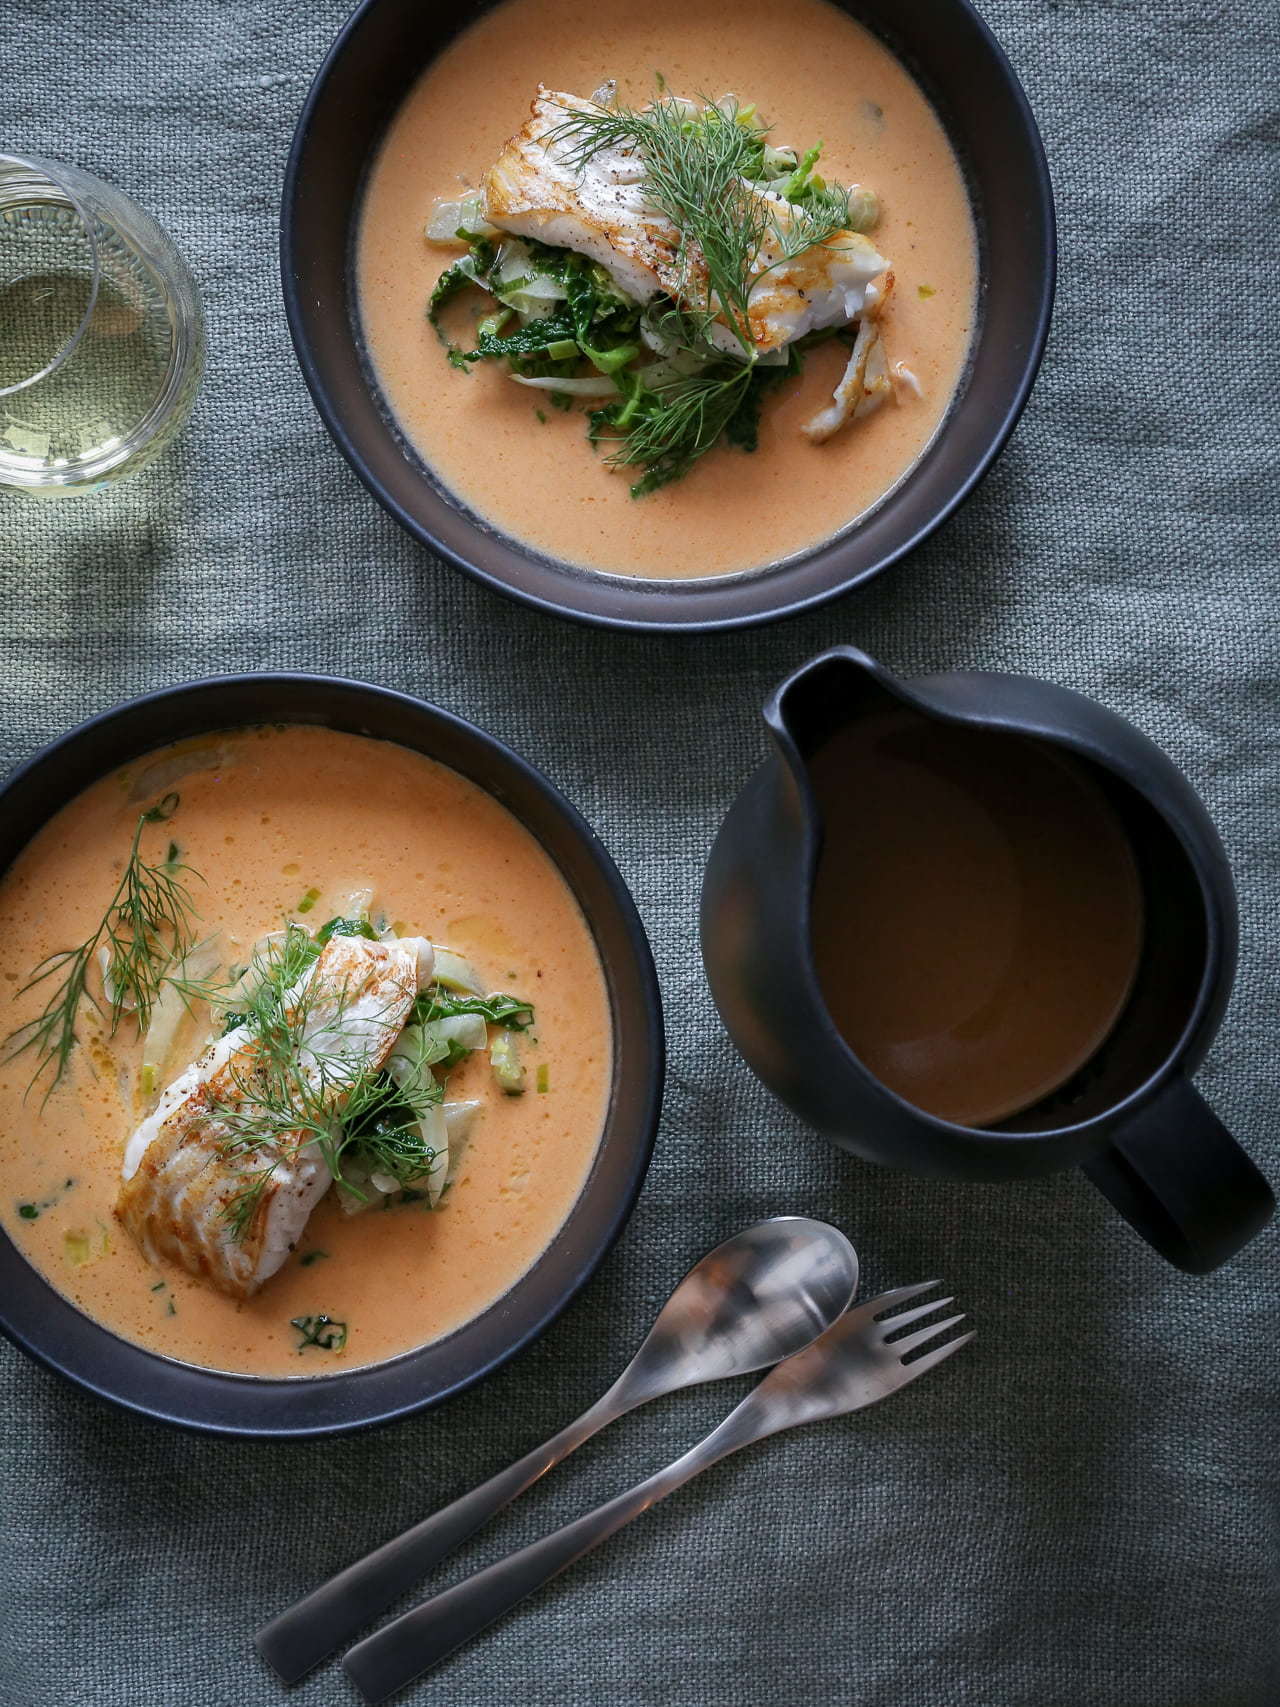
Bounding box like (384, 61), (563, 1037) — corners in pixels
(809, 710), (1145, 1127)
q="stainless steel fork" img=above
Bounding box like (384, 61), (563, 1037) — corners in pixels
(343, 1282), (973, 1703)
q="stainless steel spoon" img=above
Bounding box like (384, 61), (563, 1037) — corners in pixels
(256, 1216), (858, 1682)
(343, 1283), (972, 1703)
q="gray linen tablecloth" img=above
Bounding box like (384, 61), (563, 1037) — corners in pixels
(2, 2), (1277, 1703)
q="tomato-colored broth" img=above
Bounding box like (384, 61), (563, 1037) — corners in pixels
(0, 726), (611, 1377)
(357, 0), (977, 578)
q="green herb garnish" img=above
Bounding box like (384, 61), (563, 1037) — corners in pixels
(291, 1314), (347, 1353)
(414, 990), (534, 1030)
(4, 794), (205, 1098)
(315, 916), (378, 946)
(543, 94), (854, 492)
(205, 928), (446, 1240)
(299, 1249), (329, 1267)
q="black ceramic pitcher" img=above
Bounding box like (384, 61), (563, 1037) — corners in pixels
(700, 647), (1273, 1273)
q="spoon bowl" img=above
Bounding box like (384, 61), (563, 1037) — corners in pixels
(611, 1215), (860, 1405)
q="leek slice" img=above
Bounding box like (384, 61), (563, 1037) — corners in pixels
(490, 1029), (525, 1095)
(387, 1028), (450, 1204)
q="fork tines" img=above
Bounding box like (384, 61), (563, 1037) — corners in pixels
(861, 1280), (974, 1372)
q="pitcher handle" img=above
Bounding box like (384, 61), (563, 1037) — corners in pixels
(1083, 1076), (1273, 1273)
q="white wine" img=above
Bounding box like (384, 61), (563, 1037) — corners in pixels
(0, 158), (203, 495)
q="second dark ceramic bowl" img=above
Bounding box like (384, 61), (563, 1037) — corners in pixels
(0, 676), (662, 1437)
(282, 0), (1054, 631)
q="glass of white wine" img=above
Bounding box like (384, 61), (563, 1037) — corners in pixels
(0, 153), (204, 495)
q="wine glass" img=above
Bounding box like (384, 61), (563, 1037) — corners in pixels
(0, 153), (204, 496)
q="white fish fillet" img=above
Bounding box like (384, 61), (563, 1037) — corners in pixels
(802, 305), (894, 442)
(116, 934), (434, 1299)
(483, 88), (890, 357)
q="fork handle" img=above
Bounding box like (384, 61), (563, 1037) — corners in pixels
(255, 1390), (623, 1683)
(342, 1435), (734, 1704)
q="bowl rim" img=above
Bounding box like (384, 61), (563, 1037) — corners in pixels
(280, 0), (1056, 633)
(0, 673), (663, 1438)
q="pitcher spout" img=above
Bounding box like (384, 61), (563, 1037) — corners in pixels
(765, 646), (913, 768)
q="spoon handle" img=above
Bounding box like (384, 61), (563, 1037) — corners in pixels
(255, 1389), (624, 1683)
(342, 1410), (762, 1704)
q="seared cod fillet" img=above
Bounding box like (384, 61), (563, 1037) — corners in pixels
(483, 88), (890, 356)
(116, 934), (434, 1299)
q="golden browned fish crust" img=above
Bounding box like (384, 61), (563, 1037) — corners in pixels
(116, 935), (428, 1299)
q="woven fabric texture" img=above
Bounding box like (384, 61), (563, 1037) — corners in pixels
(1, 1), (1277, 1703)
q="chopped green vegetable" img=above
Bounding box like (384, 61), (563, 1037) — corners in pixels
(64, 1230), (92, 1265)
(299, 1249), (329, 1267)
(151, 1281), (166, 1292)
(415, 989), (534, 1030)
(779, 141), (823, 203)
(18, 1203), (38, 1220)
(470, 311), (579, 361)
(918, 284), (936, 299)
(291, 1314), (348, 1353)
(428, 241), (495, 332)
(580, 339), (641, 375)
(490, 1029), (525, 1095)
(536, 1064), (550, 1094)
(296, 888), (321, 915)
(316, 915), (378, 946)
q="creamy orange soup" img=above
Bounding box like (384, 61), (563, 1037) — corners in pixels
(357, 0), (977, 579)
(0, 726), (611, 1377)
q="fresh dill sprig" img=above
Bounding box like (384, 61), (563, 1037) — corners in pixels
(549, 95), (765, 353)
(548, 95), (852, 355)
(203, 931), (443, 1240)
(547, 93), (853, 488)
(4, 793), (204, 1098)
(590, 363), (755, 493)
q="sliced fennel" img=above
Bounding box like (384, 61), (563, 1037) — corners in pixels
(443, 1100), (480, 1184)
(385, 1025), (450, 1206)
(431, 946), (483, 994)
(139, 937), (222, 1095)
(509, 374), (618, 396)
(426, 191), (495, 243)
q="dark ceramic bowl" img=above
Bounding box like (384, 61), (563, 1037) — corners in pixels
(0, 676), (662, 1437)
(281, 0), (1055, 632)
